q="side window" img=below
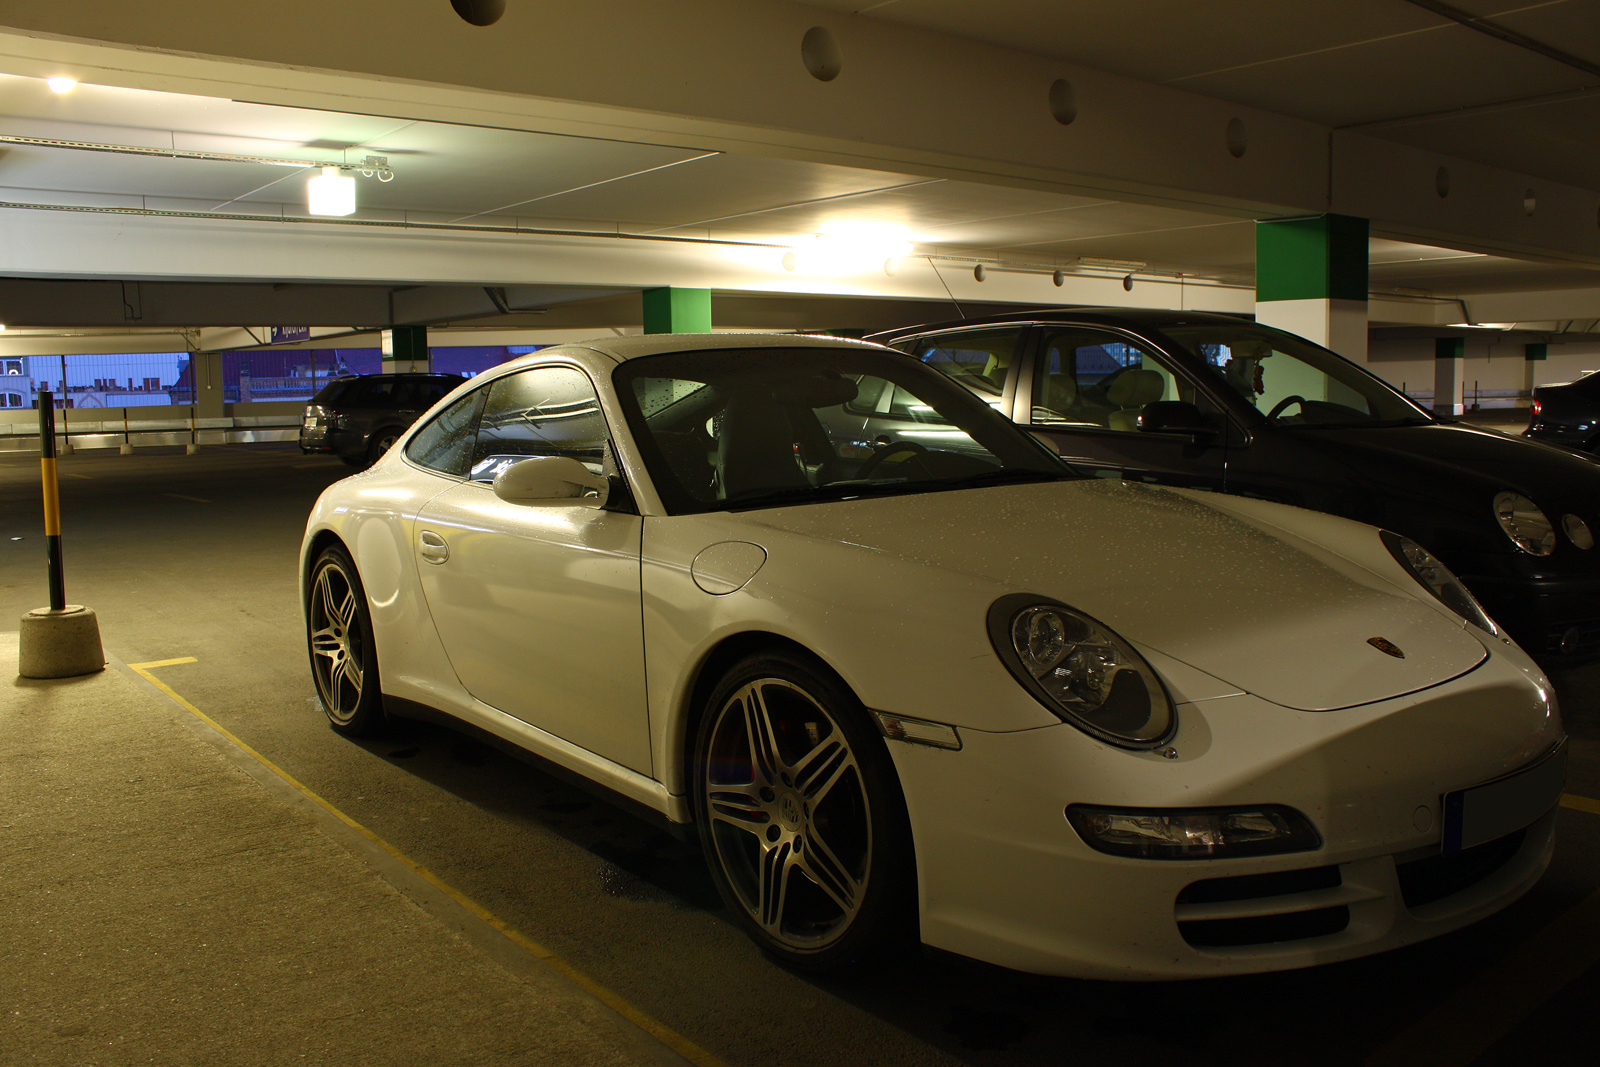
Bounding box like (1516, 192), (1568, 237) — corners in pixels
(405, 387), (488, 476)
(910, 329), (1022, 406)
(1033, 329), (1212, 433)
(468, 366), (611, 483)
(342, 378), (396, 407)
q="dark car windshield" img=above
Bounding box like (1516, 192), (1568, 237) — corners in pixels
(614, 346), (1075, 513)
(1163, 324), (1433, 428)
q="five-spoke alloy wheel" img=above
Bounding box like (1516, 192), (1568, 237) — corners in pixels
(694, 650), (912, 971)
(307, 545), (384, 735)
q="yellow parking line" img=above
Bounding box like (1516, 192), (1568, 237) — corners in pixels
(126, 658), (728, 1067)
(163, 493), (211, 504)
(1560, 792), (1600, 816)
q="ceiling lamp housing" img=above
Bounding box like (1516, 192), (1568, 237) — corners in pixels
(307, 166), (356, 217)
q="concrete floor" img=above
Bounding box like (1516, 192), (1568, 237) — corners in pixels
(3, 442), (1600, 1067)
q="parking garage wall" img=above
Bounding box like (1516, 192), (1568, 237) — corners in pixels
(1368, 337), (1600, 407)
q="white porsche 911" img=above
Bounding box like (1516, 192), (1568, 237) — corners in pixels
(300, 332), (1565, 979)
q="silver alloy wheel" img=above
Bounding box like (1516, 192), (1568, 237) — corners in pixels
(309, 560), (365, 723)
(701, 677), (872, 952)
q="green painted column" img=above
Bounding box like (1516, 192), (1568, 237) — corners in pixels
(384, 325), (429, 372)
(1435, 336), (1466, 416)
(642, 288), (712, 334)
(1524, 342), (1547, 397)
(1255, 214), (1369, 361)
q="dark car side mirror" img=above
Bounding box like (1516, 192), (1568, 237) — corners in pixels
(1138, 400), (1220, 438)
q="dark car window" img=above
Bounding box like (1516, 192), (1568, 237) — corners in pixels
(908, 329), (1021, 405)
(468, 366), (611, 483)
(312, 379), (353, 405)
(1163, 325), (1431, 427)
(1034, 328), (1212, 431)
(337, 377), (397, 407)
(405, 387), (488, 477)
(615, 346), (1072, 514)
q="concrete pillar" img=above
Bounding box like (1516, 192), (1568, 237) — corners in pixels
(642, 287), (712, 334)
(1524, 342), (1546, 396)
(1254, 214), (1369, 363)
(383, 326), (429, 372)
(1435, 337), (1466, 416)
(192, 350), (225, 419)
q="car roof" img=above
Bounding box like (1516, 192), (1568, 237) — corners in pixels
(499, 331), (894, 370)
(865, 307), (1256, 342)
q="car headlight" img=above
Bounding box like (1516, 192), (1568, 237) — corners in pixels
(1562, 514), (1594, 550)
(986, 594), (1175, 748)
(1493, 491), (1555, 556)
(1381, 531), (1498, 636)
(1066, 805), (1321, 859)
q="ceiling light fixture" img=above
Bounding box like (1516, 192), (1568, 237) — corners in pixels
(782, 221), (915, 274)
(46, 77), (77, 94)
(307, 166), (357, 217)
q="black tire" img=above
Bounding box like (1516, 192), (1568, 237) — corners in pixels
(692, 649), (914, 972)
(366, 428), (401, 467)
(306, 545), (385, 736)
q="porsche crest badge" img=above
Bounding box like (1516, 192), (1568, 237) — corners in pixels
(1367, 636), (1405, 659)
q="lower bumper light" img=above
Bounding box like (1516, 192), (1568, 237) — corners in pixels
(1066, 804), (1321, 859)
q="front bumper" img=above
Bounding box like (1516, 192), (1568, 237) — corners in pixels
(886, 647), (1562, 979)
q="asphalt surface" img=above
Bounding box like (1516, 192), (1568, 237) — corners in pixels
(3, 441), (1600, 1067)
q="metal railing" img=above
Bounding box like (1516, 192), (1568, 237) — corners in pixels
(0, 410), (302, 451)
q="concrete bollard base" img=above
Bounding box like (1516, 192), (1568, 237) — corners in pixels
(185, 444), (201, 455)
(18, 605), (105, 679)
(119, 443), (135, 455)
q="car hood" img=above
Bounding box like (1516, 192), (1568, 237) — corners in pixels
(1289, 422), (1600, 506)
(747, 478), (1487, 712)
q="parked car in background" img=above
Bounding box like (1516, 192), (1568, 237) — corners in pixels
(868, 309), (1600, 666)
(1526, 370), (1600, 456)
(302, 332), (1563, 979)
(299, 372), (464, 467)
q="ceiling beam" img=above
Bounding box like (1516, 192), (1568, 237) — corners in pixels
(2, 2), (1593, 268)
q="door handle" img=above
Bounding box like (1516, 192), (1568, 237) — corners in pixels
(418, 530), (449, 565)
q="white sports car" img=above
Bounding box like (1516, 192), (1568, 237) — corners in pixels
(301, 332), (1566, 978)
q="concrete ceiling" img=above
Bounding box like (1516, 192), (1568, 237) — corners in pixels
(0, 0), (1597, 342)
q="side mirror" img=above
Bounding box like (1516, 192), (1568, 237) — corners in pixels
(492, 456), (610, 509)
(1138, 401), (1219, 438)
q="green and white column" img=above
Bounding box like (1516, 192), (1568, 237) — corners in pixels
(643, 287), (711, 334)
(1435, 336), (1466, 416)
(1255, 214), (1369, 362)
(1524, 342), (1546, 398)
(383, 325), (429, 372)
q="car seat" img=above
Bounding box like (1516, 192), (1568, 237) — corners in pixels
(1105, 369), (1166, 431)
(1034, 373), (1079, 419)
(715, 394), (809, 499)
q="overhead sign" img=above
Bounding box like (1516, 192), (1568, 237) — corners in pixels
(271, 326), (311, 344)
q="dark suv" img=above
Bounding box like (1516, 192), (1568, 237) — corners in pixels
(300, 373), (464, 467)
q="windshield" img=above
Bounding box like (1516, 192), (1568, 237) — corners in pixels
(1163, 324), (1432, 428)
(614, 346), (1074, 513)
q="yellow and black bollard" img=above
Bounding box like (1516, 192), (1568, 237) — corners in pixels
(18, 389), (104, 679)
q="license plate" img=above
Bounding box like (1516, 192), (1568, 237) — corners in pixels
(1442, 741), (1567, 853)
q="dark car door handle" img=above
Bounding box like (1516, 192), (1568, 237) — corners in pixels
(418, 530), (449, 565)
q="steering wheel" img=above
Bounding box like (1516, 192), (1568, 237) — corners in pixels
(856, 439), (929, 479)
(1266, 394), (1307, 419)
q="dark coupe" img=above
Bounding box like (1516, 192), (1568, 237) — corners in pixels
(868, 309), (1600, 664)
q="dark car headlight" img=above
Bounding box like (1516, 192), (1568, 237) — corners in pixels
(987, 594), (1175, 748)
(1066, 804), (1321, 859)
(1381, 531), (1498, 636)
(1493, 491), (1555, 556)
